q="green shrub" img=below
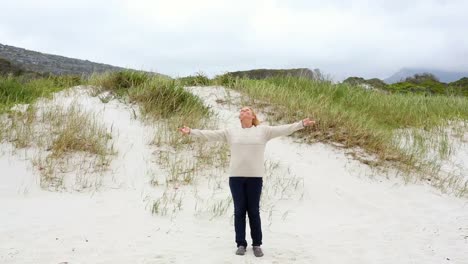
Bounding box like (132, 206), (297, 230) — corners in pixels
(179, 73), (211, 86)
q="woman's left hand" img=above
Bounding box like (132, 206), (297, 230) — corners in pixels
(302, 118), (316, 126)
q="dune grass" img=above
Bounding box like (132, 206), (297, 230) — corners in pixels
(3, 101), (114, 190)
(88, 70), (210, 125)
(43, 104), (113, 159)
(0, 75), (81, 114)
(212, 75), (468, 195)
(0, 74), (116, 190)
(0, 74), (83, 146)
(178, 72), (211, 87)
(87, 70), (226, 164)
(3, 70), (466, 196)
(88, 71), (232, 215)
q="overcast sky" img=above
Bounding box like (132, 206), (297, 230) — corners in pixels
(1, 0), (467, 80)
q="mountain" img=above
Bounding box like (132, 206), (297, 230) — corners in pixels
(384, 68), (468, 84)
(0, 57), (26, 76)
(0, 43), (164, 77)
(225, 68), (327, 80)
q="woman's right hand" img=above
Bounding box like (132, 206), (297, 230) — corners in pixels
(178, 125), (191, 135)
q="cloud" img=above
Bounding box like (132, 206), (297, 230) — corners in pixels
(1, 0), (467, 79)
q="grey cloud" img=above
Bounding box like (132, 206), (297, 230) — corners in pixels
(0, 0), (467, 80)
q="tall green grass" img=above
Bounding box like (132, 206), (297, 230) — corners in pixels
(0, 74), (83, 144)
(88, 70), (211, 126)
(0, 75), (82, 113)
(213, 75), (468, 194)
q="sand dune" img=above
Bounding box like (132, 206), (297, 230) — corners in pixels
(1, 86), (467, 264)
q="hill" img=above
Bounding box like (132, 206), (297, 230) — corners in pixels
(0, 43), (164, 77)
(385, 68), (468, 84)
(224, 68), (327, 80)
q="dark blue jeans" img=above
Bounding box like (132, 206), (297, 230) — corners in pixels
(229, 177), (263, 247)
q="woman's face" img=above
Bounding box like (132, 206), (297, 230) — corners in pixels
(239, 107), (254, 122)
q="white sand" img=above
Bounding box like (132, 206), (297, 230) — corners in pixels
(1, 86), (467, 264)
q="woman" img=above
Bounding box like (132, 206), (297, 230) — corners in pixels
(178, 107), (315, 257)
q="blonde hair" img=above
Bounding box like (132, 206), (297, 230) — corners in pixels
(248, 107), (260, 126)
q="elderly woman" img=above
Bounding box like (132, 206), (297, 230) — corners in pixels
(179, 106), (315, 257)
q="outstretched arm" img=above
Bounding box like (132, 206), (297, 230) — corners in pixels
(178, 125), (227, 142)
(265, 118), (315, 140)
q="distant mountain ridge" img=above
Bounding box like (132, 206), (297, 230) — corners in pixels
(384, 68), (468, 84)
(0, 43), (165, 77)
(225, 68), (326, 80)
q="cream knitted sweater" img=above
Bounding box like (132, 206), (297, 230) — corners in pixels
(189, 121), (305, 177)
